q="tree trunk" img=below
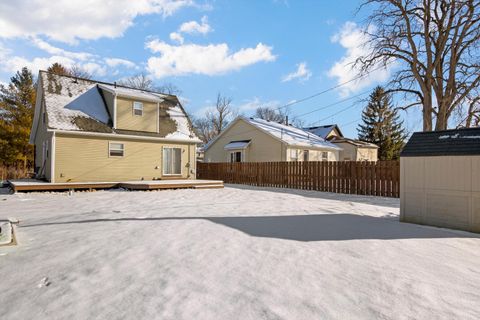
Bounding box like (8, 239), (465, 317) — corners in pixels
(423, 95), (433, 131)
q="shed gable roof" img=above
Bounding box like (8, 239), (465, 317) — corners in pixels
(401, 127), (480, 157)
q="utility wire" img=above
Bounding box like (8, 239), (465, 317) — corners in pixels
(273, 62), (392, 111)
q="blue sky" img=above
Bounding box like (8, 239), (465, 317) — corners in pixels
(0, 0), (422, 137)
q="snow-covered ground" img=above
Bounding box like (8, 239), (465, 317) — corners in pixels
(0, 185), (479, 320)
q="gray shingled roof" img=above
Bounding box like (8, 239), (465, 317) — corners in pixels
(34, 71), (199, 142)
(401, 128), (480, 157)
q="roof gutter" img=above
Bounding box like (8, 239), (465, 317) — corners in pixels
(47, 129), (203, 144)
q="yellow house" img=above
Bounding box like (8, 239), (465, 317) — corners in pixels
(29, 71), (201, 183)
(204, 117), (341, 162)
(304, 124), (378, 161)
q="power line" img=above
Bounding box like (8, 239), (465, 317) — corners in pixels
(274, 62), (392, 111)
(309, 100), (365, 127)
(295, 90), (370, 119)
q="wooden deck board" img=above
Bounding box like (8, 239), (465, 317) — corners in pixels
(8, 179), (224, 192)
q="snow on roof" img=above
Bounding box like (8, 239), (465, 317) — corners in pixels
(244, 117), (341, 150)
(38, 72), (199, 142)
(224, 140), (251, 150)
(330, 137), (378, 148)
(98, 84), (166, 102)
(163, 104), (197, 140)
(402, 127), (480, 157)
(304, 124), (342, 139)
(41, 72), (110, 131)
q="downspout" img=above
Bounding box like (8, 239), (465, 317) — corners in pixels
(50, 131), (56, 183)
(187, 144), (191, 179)
(157, 102), (160, 133)
(113, 94), (117, 129)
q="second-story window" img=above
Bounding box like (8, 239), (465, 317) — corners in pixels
(133, 101), (143, 116)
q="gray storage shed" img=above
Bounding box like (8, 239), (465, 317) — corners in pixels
(400, 127), (480, 233)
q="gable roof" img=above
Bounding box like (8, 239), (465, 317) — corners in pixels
(401, 127), (480, 157)
(303, 124), (343, 139)
(98, 83), (166, 103)
(205, 117), (341, 151)
(30, 71), (200, 143)
(330, 137), (378, 148)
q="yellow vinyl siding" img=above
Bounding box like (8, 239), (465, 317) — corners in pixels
(205, 119), (285, 162)
(34, 99), (52, 181)
(286, 148), (339, 161)
(54, 133), (196, 182)
(205, 118), (340, 162)
(116, 97), (158, 133)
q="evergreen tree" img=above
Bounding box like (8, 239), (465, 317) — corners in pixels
(358, 86), (406, 160)
(0, 67), (36, 167)
(47, 62), (70, 76)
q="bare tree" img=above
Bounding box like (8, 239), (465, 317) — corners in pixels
(69, 65), (92, 79)
(254, 106), (286, 123)
(456, 93), (480, 128)
(118, 73), (182, 95)
(156, 82), (182, 95)
(191, 93), (236, 143)
(191, 116), (216, 143)
(47, 63), (92, 79)
(357, 0), (480, 131)
(207, 93), (235, 136)
(118, 73), (153, 90)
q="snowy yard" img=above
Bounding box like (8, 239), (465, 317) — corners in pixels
(1, 185), (479, 320)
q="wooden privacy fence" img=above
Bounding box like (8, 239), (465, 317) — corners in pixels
(197, 161), (400, 198)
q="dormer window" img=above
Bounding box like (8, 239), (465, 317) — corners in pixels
(133, 101), (143, 116)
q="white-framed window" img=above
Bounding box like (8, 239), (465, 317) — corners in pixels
(163, 147), (182, 175)
(230, 151), (243, 163)
(290, 149), (298, 161)
(133, 101), (143, 116)
(109, 142), (125, 157)
(321, 151), (328, 161)
(303, 150), (309, 162)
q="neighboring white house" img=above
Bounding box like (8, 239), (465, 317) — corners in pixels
(304, 124), (378, 161)
(204, 117), (341, 163)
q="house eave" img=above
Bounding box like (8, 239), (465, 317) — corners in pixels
(48, 129), (202, 144)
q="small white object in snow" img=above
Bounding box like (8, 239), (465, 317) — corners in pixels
(37, 277), (51, 288)
(8, 217), (19, 224)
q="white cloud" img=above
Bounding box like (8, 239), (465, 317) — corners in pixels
(282, 62), (312, 82)
(0, 37), (138, 78)
(169, 32), (184, 44)
(81, 62), (107, 77)
(0, 0), (195, 44)
(179, 16), (212, 34)
(2, 55), (76, 74)
(146, 40), (276, 78)
(104, 58), (137, 69)
(236, 97), (280, 113)
(328, 21), (391, 97)
(31, 37), (94, 61)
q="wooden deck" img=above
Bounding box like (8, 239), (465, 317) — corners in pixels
(8, 179), (224, 192)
